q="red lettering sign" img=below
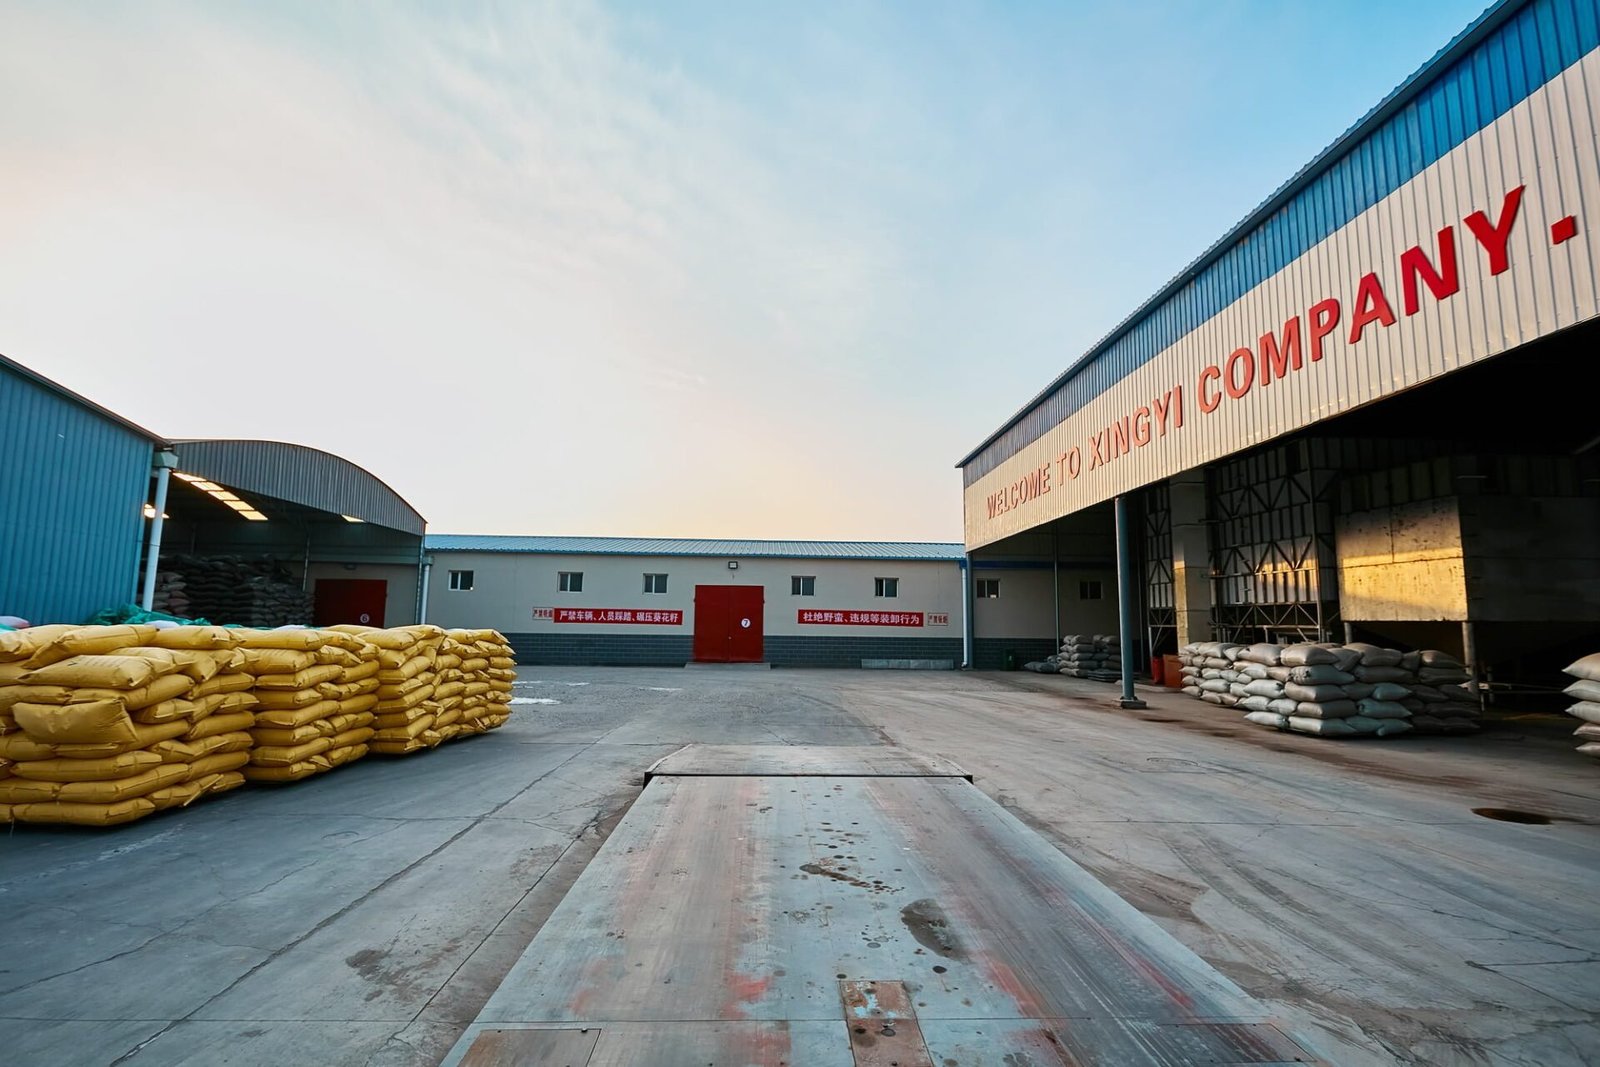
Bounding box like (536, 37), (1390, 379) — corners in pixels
(797, 610), (926, 627)
(553, 608), (683, 625)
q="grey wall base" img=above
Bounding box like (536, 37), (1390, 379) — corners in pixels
(503, 632), (963, 668)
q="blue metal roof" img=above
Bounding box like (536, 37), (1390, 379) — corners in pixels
(425, 535), (966, 561)
(957, 0), (1593, 482)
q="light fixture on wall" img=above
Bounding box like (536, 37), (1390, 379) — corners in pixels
(727, 561), (739, 570)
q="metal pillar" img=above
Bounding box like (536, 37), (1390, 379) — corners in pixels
(417, 553), (433, 625)
(1462, 620), (1485, 711)
(1115, 495), (1147, 709)
(961, 556), (975, 669)
(1052, 529), (1061, 648)
(138, 450), (178, 611)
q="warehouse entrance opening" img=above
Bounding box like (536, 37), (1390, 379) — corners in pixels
(692, 585), (764, 662)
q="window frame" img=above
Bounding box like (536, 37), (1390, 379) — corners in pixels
(874, 576), (899, 599)
(975, 578), (1000, 599)
(791, 575), (816, 597)
(448, 569), (474, 592)
(1079, 579), (1104, 600)
(643, 573), (668, 594)
(558, 571), (584, 593)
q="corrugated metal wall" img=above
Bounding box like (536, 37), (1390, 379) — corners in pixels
(964, 25), (1600, 549)
(963, 0), (1600, 486)
(0, 366), (154, 623)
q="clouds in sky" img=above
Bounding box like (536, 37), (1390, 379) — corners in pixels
(0, 0), (1486, 538)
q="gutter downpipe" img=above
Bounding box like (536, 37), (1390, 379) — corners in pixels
(139, 450), (178, 611)
(417, 551), (433, 625)
(1115, 494), (1147, 709)
(961, 555), (975, 669)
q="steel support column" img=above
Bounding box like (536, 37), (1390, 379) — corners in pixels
(1115, 495), (1146, 709)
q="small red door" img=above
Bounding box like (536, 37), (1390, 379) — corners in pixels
(314, 579), (388, 628)
(692, 585), (764, 662)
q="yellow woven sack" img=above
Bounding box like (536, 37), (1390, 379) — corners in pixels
(313, 646), (361, 668)
(250, 702), (338, 729)
(232, 628), (326, 651)
(144, 626), (240, 651)
(148, 779), (208, 810)
(152, 731), (252, 762)
(433, 680), (467, 701)
(243, 757), (331, 782)
(250, 736), (335, 767)
(184, 710), (257, 741)
(253, 664), (343, 691)
(185, 750), (251, 779)
(207, 770), (246, 794)
(0, 777), (61, 802)
(343, 659), (382, 683)
(53, 720), (190, 759)
(329, 726), (375, 749)
(372, 707), (431, 729)
(13, 798), (156, 825)
(0, 625), (78, 664)
(376, 685), (434, 712)
(0, 734), (58, 760)
(13, 699), (137, 745)
(23, 656), (174, 690)
(192, 672), (254, 698)
(432, 706), (464, 730)
(340, 694), (379, 716)
(0, 663), (31, 685)
(255, 687), (327, 710)
(57, 763), (189, 803)
(371, 737), (429, 755)
(372, 714), (436, 740)
(237, 648), (317, 675)
(250, 723), (329, 746)
(130, 699), (198, 725)
(325, 742), (369, 766)
(11, 750), (164, 782)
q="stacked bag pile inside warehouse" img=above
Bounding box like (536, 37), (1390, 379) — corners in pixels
(0, 621), (518, 826)
(1176, 639), (1480, 739)
(1562, 653), (1600, 761)
(152, 555), (314, 627)
(0, 624), (256, 825)
(1054, 634), (1122, 681)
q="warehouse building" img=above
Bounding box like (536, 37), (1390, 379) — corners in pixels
(0, 354), (429, 629)
(958, 0), (1600, 696)
(421, 536), (971, 667)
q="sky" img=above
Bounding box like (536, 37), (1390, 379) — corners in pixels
(0, 0), (1490, 540)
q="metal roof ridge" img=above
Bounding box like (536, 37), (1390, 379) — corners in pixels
(426, 533), (965, 547)
(170, 438), (427, 527)
(954, 0), (1527, 469)
(1, 351), (168, 446)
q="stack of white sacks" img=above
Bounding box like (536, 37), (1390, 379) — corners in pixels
(1177, 640), (1480, 739)
(1562, 653), (1600, 761)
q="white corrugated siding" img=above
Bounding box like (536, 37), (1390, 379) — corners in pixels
(965, 44), (1600, 550)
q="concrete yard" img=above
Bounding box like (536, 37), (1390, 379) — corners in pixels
(2, 668), (1597, 1066)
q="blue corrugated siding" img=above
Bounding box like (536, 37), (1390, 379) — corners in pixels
(963, 0), (1599, 484)
(0, 368), (153, 623)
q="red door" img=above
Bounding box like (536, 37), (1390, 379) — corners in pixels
(692, 585), (764, 662)
(314, 579), (388, 628)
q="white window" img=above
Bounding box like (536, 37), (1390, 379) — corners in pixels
(448, 570), (474, 591)
(874, 577), (899, 598)
(791, 575), (816, 596)
(1079, 579), (1103, 600)
(559, 571), (583, 593)
(976, 578), (1000, 599)
(643, 573), (668, 594)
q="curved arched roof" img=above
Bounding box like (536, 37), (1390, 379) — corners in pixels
(169, 439), (426, 535)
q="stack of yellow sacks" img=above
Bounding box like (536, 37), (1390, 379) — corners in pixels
(448, 629), (516, 734)
(239, 629), (376, 783)
(0, 625), (255, 826)
(333, 625), (447, 755)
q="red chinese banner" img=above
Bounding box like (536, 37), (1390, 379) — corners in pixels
(553, 608), (684, 625)
(797, 609), (925, 627)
